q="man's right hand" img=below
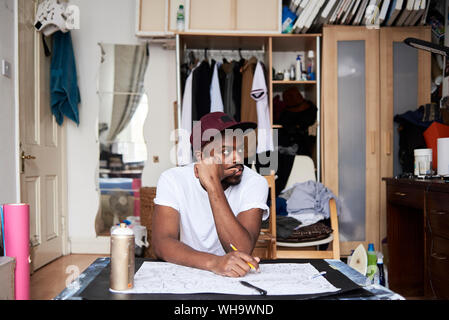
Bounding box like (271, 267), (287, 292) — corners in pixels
(209, 251), (260, 277)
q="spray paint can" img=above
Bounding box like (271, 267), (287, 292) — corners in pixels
(110, 223), (135, 291)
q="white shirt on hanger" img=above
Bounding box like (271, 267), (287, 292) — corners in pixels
(210, 62), (224, 113)
(177, 64), (198, 166)
(251, 62), (274, 154)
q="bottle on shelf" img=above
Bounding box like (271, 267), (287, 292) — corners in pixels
(295, 55), (302, 81)
(290, 65), (295, 81)
(307, 50), (316, 81)
(284, 69), (290, 81)
(176, 5), (185, 31)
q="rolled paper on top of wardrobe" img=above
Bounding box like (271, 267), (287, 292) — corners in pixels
(3, 203), (30, 300)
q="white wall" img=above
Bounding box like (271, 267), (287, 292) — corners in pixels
(0, 0), (19, 204)
(68, 0), (176, 253)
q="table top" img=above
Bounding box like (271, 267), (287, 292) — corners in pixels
(54, 258), (404, 300)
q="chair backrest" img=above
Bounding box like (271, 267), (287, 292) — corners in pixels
(284, 155), (316, 190)
(262, 175), (276, 239)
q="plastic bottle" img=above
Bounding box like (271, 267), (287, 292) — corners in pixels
(307, 50), (316, 80)
(366, 243), (377, 283)
(176, 5), (185, 31)
(284, 69), (290, 81)
(377, 254), (386, 286)
(290, 65), (295, 81)
(295, 55), (302, 80)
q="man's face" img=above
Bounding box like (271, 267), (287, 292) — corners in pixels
(220, 138), (244, 186)
(201, 133), (245, 186)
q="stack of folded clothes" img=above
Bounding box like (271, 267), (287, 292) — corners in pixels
(263, 180), (339, 243)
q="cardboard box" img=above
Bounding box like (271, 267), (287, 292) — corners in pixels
(0, 256), (15, 300)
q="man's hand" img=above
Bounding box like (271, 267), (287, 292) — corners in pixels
(208, 251), (260, 277)
(194, 157), (240, 190)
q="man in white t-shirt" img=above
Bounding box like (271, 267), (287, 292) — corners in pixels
(152, 112), (269, 278)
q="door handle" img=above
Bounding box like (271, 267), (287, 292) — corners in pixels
(394, 192), (407, 197)
(386, 131), (392, 156)
(431, 252), (448, 261)
(21, 151), (36, 173)
(21, 151), (36, 160)
(433, 211), (449, 215)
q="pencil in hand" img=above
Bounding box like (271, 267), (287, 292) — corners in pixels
(229, 243), (257, 271)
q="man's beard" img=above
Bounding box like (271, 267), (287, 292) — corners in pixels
(223, 164), (244, 186)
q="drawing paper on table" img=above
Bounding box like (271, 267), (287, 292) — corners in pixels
(112, 262), (341, 295)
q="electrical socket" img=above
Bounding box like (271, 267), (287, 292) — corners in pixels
(1, 59), (11, 78)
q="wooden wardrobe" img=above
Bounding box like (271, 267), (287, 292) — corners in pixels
(322, 25), (431, 256)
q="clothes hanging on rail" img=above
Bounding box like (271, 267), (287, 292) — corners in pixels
(240, 56), (258, 124)
(219, 61), (237, 120)
(210, 62), (224, 113)
(192, 60), (212, 121)
(251, 61), (274, 154)
(232, 58), (245, 122)
(177, 62), (200, 166)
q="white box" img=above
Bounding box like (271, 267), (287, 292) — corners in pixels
(0, 257), (15, 300)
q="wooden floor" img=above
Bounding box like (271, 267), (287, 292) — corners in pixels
(30, 254), (107, 300)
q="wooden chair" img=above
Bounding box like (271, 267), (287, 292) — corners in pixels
(140, 187), (157, 259)
(276, 155), (340, 260)
(254, 174), (277, 259)
(276, 198), (340, 259)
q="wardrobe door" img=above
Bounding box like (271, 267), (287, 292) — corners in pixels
(322, 26), (380, 256)
(188, 0), (235, 31)
(138, 0), (167, 35)
(379, 27), (431, 246)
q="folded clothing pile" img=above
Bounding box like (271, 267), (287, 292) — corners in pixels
(265, 180), (340, 243)
(278, 222), (333, 243)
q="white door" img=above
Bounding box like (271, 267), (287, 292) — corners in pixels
(18, 0), (67, 271)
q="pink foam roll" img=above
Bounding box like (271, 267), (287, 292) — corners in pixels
(4, 203), (30, 300)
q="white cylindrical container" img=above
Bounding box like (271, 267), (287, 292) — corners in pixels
(437, 137), (449, 176)
(110, 223), (135, 291)
(414, 148), (432, 176)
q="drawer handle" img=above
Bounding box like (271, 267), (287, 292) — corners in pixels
(431, 253), (448, 261)
(433, 211), (449, 215)
(394, 192), (407, 197)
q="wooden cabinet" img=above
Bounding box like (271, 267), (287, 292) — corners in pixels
(379, 26), (431, 255)
(136, 0), (281, 36)
(188, 0), (281, 33)
(136, 0), (186, 36)
(175, 32), (321, 256)
(137, 0), (169, 36)
(384, 178), (449, 299)
(174, 33), (321, 172)
(322, 26), (381, 256)
(323, 26), (431, 256)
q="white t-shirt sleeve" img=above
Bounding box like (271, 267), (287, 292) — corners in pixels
(238, 175), (270, 221)
(153, 172), (180, 212)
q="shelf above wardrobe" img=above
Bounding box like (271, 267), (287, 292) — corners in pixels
(272, 80), (317, 85)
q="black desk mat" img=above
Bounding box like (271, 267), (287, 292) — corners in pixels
(79, 258), (373, 300)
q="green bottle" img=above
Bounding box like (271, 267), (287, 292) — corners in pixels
(366, 243), (377, 283)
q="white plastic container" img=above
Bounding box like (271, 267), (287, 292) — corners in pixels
(414, 148), (432, 176)
(437, 137), (449, 176)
